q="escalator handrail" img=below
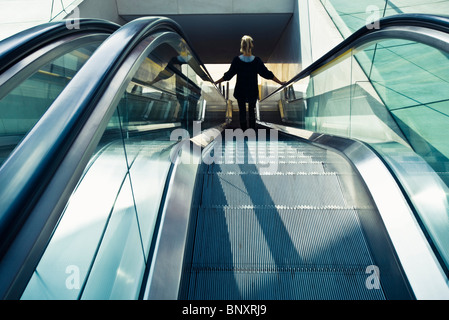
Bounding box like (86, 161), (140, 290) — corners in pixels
(0, 16), (213, 299)
(261, 13), (449, 102)
(0, 19), (120, 75)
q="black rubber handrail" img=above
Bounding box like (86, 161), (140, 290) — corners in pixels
(0, 19), (120, 75)
(0, 16), (215, 299)
(261, 13), (449, 102)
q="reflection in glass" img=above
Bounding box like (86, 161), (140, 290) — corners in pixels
(0, 43), (101, 166)
(118, 39), (207, 260)
(21, 32), (226, 299)
(123, 41), (204, 134)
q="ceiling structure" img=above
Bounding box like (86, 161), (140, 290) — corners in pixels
(115, 0), (295, 63)
(120, 13), (293, 64)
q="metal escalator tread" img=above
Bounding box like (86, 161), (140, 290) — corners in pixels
(183, 139), (385, 300)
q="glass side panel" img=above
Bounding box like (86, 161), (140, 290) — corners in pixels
(307, 56), (353, 137)
(21, 109), (128, 300)
(281, 35), (449, 274)
(363, 40), (449, 110)
(353, 39), (449, 174)
(118, 39), (205, 260)
(22, 32), (226, 299)
(116, 36), (225, 260)
(0, 42), (101, 166)
(81, 175), (146, 300)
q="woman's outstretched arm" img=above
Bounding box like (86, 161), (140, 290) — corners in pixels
(214, 57), (238, 85)
(272, 75), (286, 86)
(214, 76), (225, 85)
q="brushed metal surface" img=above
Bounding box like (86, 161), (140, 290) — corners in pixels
(181, 139), (386, 300)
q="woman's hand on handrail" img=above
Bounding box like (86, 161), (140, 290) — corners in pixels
(272, 76), (286, 86)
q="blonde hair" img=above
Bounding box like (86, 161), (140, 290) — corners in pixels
(240, 35), (254, 55)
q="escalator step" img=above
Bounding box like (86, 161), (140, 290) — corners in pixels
(191, 207), (374, 267)
(181, 139), (385, 300)
(208, 162), (327, 174)
(185, 207), (382, 300)
(201, 173), (347, 207)
(186, 267), (385, 300)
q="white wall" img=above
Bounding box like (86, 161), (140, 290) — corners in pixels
(306, 0), (344, 64)
(263, 0), (345, 79)
(75, 0), (126, 25)
(0, 0), (83, 40)
(116, 0), (294, 16)
(0, 0), (126, 40)
(260, 0), (368, 100)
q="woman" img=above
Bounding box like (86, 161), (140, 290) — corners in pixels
(215, 35), (285, 130)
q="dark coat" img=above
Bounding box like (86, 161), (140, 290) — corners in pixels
(222, 56), (274, 101)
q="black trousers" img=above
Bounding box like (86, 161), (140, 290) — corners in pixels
(237, 99), (257, 130)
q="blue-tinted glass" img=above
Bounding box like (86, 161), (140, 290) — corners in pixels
(282, 34), (449, 275)
(0, 43), (101, 166)
(21, 109), (128, 300)
(81, 175), (146, 300)
(367, 41), (449, 110)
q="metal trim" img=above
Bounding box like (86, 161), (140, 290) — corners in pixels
(142, 141), (201, 300)
(142, 123), (226, 299)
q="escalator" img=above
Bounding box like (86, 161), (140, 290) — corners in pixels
(179, 137), (387, 300)
(0, 14), (448, 300)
